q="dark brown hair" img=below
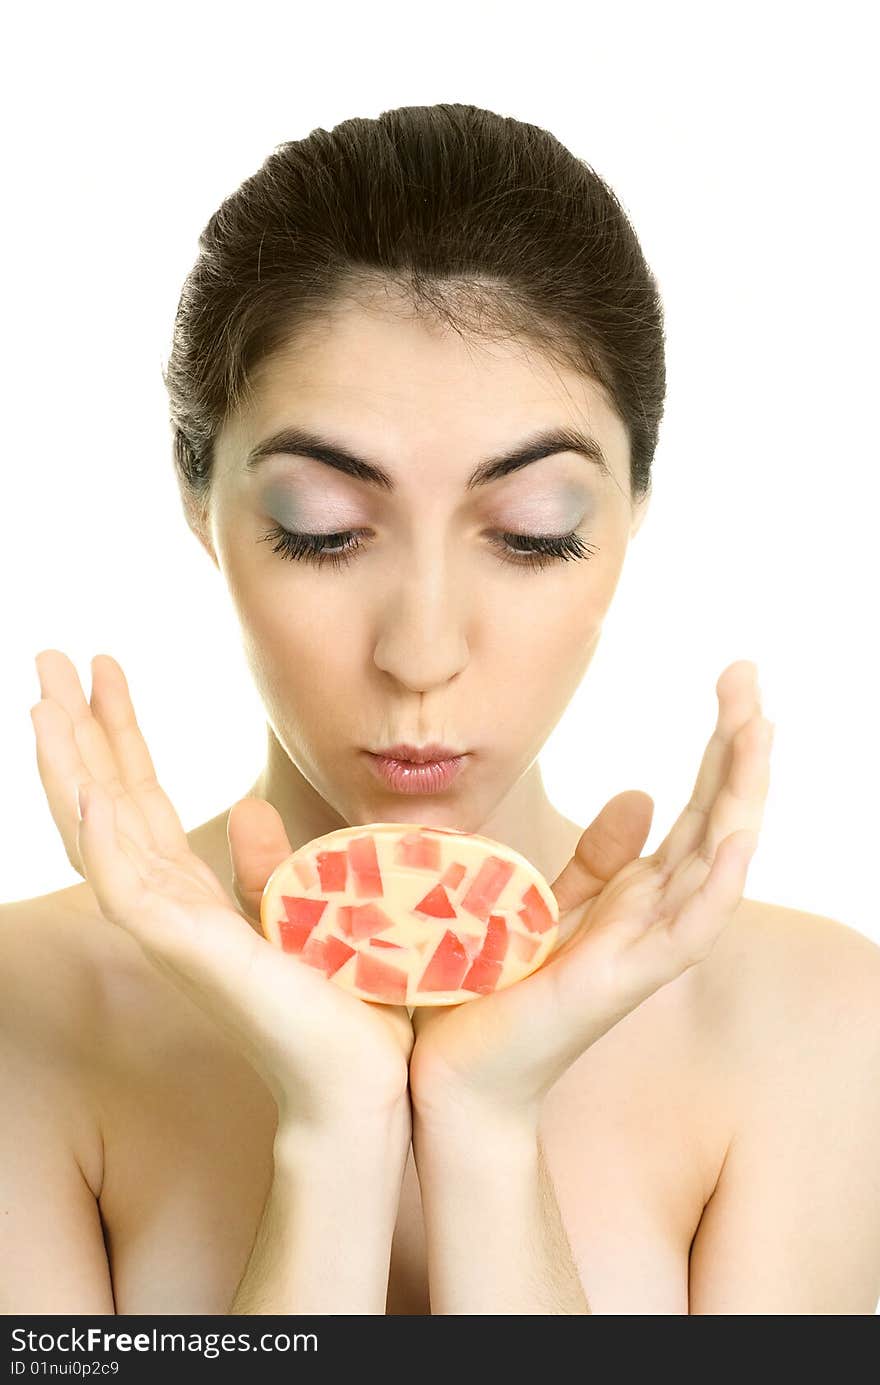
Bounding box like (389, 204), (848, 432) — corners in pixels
(161, 102), (665, 528)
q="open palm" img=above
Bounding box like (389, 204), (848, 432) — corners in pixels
(30, 650), (413, 1119)
(410, 660), (772, 1118)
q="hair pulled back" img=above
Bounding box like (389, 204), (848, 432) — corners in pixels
(162, 102), (665, 527)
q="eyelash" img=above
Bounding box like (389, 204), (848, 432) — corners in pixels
(258, 524), (599, 573)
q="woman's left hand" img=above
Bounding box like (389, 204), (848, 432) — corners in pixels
(409, 660), (773, 1124)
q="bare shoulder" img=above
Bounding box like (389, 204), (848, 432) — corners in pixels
(0, 882), (109, 1045)
(696, 893), (880, 1095)
(0, 878), (200, 1044)
(0, 879), (150, 1019)
(702, 895), (880, 1029)
(0, 880), (153, 1199)
(686, 898), (880, 1312)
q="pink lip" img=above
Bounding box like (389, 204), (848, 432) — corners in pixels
(365, 752), (467, 794)
(373, 742), (466, 763)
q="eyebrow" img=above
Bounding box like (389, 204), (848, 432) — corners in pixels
(243, 423), (614, 490)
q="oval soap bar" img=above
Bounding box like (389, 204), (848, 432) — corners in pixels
(260, 822), (560, 1006)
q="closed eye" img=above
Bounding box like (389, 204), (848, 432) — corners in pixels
(258, 524), (599, 573)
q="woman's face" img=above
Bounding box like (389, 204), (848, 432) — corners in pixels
(203, 298), (648, 833)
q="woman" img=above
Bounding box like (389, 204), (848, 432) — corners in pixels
(6, 103), (880, 1316)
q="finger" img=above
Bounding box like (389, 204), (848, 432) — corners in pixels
(652, 659), (762, 872)
(653, 714), (773, 922)
(543, 830), (759, 1074)
(549, 790), (654, 931)
(34, 650), (154, 857)
(701, 714), (773, 861)
(37, 649), (134, 793)
(88, 654), (190, 858)
(30, 695), (153, 874)
(75, 777), (154, 932)
(653, 827), (759, 977)
(226, 796), (294, 925)
(78, 777), (261, 995)
(29, 698), (89, 873)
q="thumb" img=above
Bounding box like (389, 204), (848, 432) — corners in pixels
(550, 790), (654, 918)
(227, 796), (293, 927)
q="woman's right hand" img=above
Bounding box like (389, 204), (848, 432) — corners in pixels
(29, 650), (413, 1129)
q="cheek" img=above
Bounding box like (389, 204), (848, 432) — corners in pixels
(238, 614), (353, 768)
(485, 556), (614, 662)
(240, 588), (351, 703)
(501, 590), (602, 712)
(221, 528), (338, 651)
(481, 558), (619, 737)
(219, 545), (351, 707)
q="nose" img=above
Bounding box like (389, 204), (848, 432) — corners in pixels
(371, 557), (470, 692)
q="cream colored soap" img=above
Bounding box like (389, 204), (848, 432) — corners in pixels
(261, 822), (560, 1006)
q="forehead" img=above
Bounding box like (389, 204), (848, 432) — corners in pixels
(218, 297), (630, 488)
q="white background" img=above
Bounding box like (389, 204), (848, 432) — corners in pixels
(1, 0), (878, 1311)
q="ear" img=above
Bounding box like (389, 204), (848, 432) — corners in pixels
(180, 492), (220, 570)
(630, 485), (652, 539)
(193, 523), (220, 570)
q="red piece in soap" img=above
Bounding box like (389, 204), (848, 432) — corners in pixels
(301, 932), (355, 976)
(395, 831), (442, 871)
(355, 952), (408, 1003)
(316, 850), (348, 892)
(348, 834), (384, 897)
(462, 914), (509, 994)
(300, 935), (329, 971)
(459, 856), (515, 922)
(324, 935), (356, 977)
(418, 929), (470, 992)
(349, 901), (395, 941)
(278, 895), (328, 953)
(282, 896), (328, 929)
(440, 861), (467, 891)
(518, 883), (555, 934)
(412, 883), (457, 918)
